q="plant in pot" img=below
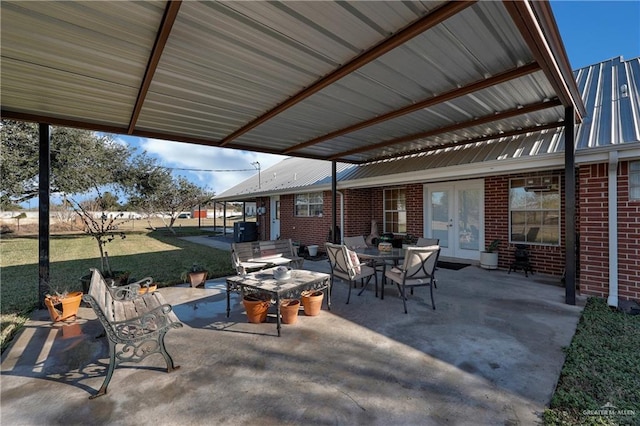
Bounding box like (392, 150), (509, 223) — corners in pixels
(402, 233), (418, 248)
(301, 290), (324, 316)
(44, 283), (83, 322)
(242, 292), (271, 323)
(181, 263), (208, 288)
(480, 239), (501, 270)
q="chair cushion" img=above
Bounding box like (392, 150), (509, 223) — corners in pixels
(347, 249), (361, 274)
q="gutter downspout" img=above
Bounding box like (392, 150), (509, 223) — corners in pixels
(607, 151), (619, 307)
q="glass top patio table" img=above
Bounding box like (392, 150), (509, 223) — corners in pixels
(226, 267), (330, 336)
(353, 247), (405, 299)
(353, 247), (406, 262)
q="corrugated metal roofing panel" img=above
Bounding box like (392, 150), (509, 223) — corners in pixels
(217, 56), (638, 197)
(216, 157), (355, 200)
(0, 1), (164, 126)
(229, 2), (541, 153)
(574, 56), (640, 148)
(1, 0), (587, 166)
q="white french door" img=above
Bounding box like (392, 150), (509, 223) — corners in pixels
(424, 180), (484, 260)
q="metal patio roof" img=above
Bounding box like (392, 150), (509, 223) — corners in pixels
(216, 56), (640, 201)
(1, 0), (585, 164)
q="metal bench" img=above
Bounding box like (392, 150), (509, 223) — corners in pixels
(83, 268), (183, 399)
(231, 239), (304, 275)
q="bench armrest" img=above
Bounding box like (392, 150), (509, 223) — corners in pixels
(107, 276), (154, 301)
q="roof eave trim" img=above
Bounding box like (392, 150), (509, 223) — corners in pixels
(504, 0), (586, 120)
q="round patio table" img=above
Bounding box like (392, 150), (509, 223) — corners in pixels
(354, 247), (405, 299)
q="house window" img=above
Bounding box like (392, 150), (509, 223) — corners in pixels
(295, 192), (323, 217)
(509, 176), (560, 245)
(630, 161), (640, 201)
(383, 188), (406, 233)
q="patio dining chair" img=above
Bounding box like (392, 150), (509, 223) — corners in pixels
(416, 237), (439, 246)
(384, 245), (440, 313)
(325, 242), (378, 304)
(415, 237), (440, 287)
(343, 235), (386, 284)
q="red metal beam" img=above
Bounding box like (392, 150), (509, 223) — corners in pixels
(329, 98), (562, 160)
(219, 1), (476, 147)
(284, 62), (540, 154)
(127, 0), (182, 134)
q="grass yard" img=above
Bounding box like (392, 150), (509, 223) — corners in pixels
(0, 227), (235, 351)
(544, 297), (640, 425)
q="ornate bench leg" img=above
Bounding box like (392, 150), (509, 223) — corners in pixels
(159, 331), (180, 373)
(90, 340), (117, 399)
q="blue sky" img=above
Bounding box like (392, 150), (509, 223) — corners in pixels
(117, 1), (640, 197)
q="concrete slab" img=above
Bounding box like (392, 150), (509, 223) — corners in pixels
(1, 254), (584, 425)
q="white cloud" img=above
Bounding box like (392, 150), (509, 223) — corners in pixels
(136, 138), (287, 195)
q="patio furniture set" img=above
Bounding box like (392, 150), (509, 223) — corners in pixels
(226, 237), (441, 335)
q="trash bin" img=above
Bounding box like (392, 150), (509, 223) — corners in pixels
(234, 222), (258, 242)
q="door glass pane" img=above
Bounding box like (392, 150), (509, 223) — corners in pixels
(431, 191), (449, 248)
(458, 189), (479, 250)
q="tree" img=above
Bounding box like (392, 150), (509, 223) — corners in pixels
(0, 120), (131, 205)
(128, 173), (214, 234)
(65, 190), (128, 278)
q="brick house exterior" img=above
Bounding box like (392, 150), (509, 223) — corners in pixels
(217, 57), (640, 304)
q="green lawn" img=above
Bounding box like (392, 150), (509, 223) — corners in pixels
(544, 298), (640, 425)
(0, 228), (235, 351)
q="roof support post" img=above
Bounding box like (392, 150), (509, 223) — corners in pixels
(564, 106), (576, 305)
(332, 161), (338, 244)
(38, 123), (51, 309)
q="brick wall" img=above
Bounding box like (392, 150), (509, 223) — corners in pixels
(580, 161), (640, 301)
(617, 161), (640, 301)
(257, 163), (638, 302)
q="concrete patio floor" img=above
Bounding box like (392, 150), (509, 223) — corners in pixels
(1, 246), (584, 425)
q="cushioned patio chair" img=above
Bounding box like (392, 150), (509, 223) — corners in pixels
(325, 242), (378, 304)
(384, 245), (440, 313)
(343, 235), (386, 285)
(416, 237), (439, 246)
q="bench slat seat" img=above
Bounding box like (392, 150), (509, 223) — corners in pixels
(83, 268), (182, 399)
(231, 239), (304, 275)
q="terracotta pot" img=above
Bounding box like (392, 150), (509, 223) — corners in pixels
(44, 292), (83, 322)
(189, 271), (208, 288)
(243, 297), (270, 323)
(301, 291), (324, 316)
(138, 284), (158, 295)
(280, 299), (300, 325)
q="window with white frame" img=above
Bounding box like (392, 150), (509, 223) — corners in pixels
(295, 192), (323, 217)
(630, 161), (640, 201)
(509, 176), (560, 245)
(383, 188), (406, 233)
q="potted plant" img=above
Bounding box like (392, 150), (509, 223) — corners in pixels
(280, 299), (300, 324)
(44, 283), (83, 322)
(181, 263), (208, 288)
(480, 239), (501, 270)
(243, 292), (271, 323)
(301, 290), (324, 316)
(402, 234), (418, 249)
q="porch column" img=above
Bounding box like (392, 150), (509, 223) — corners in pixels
(332, 160), (337, 243)
(223, 202), (227, 236)
(564, 106), (576, 305)
(38, 123), (51, 309)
